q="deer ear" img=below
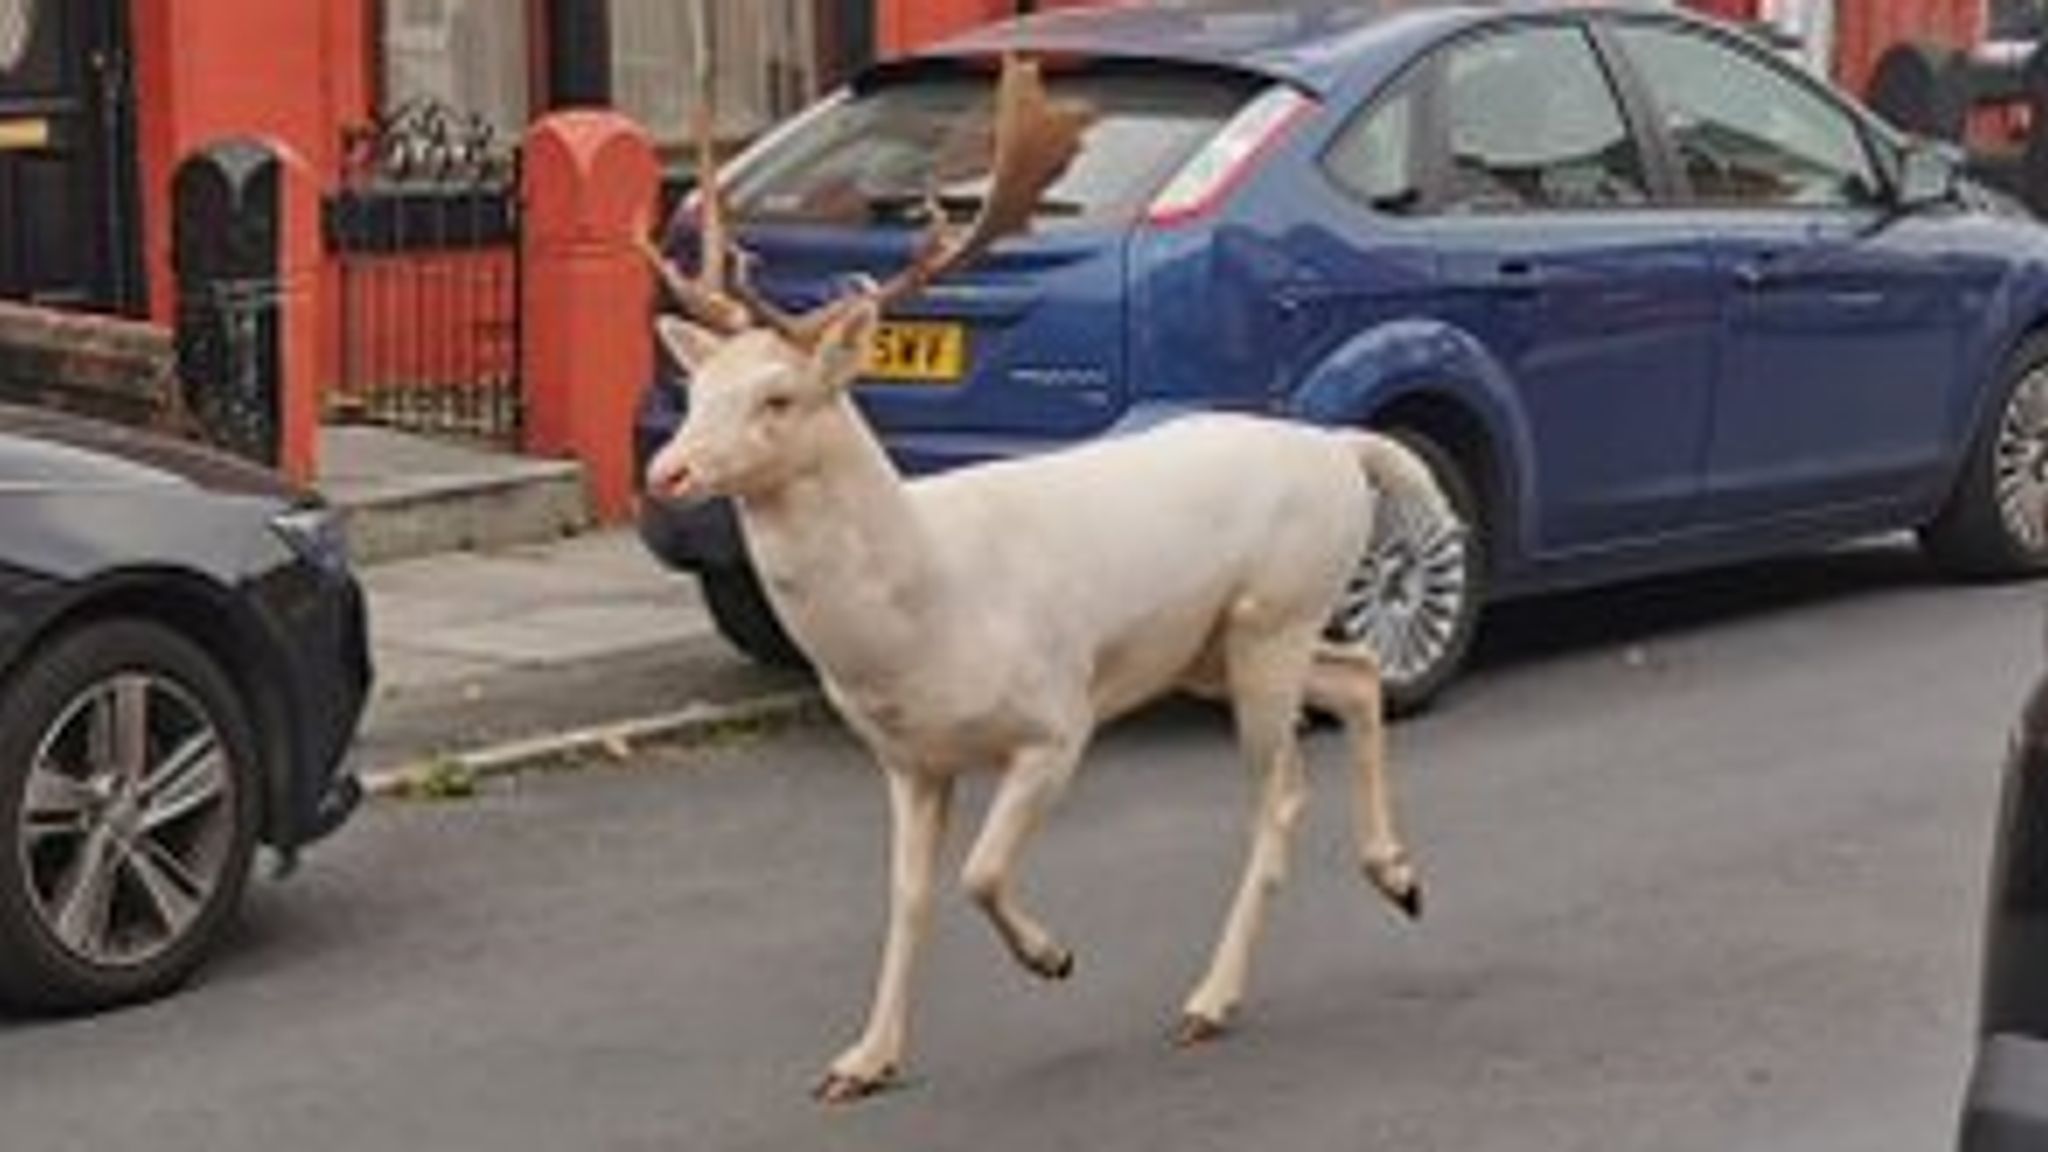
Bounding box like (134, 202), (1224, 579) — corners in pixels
(814, 299), (881, 390)
(656, 315), (727, 380)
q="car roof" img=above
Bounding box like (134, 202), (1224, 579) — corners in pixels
(915, 1), (1689, 95)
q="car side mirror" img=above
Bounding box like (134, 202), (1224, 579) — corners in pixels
(1895, 140), (1962, 212)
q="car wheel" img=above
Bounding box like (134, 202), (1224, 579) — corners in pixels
(1923, 336), (2048, 579)
(700, 566), (809, 670)
(1324, 430), (1487, 716)
(0, 620), (260, 1014)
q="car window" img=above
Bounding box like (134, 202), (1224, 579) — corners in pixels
(1613, 23), (1881, 209)
(727, 68), (1256, 230)
(1437, 25), (1649, 213)
(1323, 77), (1424, 212)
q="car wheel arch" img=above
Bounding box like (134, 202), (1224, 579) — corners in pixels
(0, 570), (293, 847)
(1930, 318), (2048, 510)
(1364, 391), (1510, 574)
(1284, 318), (1533, 572)
(1953, 279), (2048, 452)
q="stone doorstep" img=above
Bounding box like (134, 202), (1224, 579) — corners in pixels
(318, 425), (595, 566)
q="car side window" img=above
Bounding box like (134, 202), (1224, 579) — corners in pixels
(1323, 78), (1424, 213)
(1613, 23), (1881, 209)
(1437, 25), (1649, 213)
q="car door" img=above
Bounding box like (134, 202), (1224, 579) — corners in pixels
(1608, 20), (1962, 522)
(1359, 20), (1719, 554)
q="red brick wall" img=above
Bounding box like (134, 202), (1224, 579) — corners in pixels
(877, 0), (1993, 99)
(1837, 0), (1987, 95)
(877, 0), (1124, 56)
(130, 0), (371, 326)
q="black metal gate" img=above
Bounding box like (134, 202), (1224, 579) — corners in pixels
(326, 99), (522, 444)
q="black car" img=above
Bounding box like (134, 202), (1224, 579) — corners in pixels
(0, 404), (368, 1012)
(1964, 663), (2048, 1147)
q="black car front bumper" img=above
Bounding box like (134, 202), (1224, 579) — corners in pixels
(1964, 1034), (2048, 1149)
(1962, 674), (2048, 1149)
(249, 558), (372, 850)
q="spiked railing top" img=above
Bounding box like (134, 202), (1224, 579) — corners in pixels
(647, 54), (1093, 350)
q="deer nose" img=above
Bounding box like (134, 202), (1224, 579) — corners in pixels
(646, 449), (695, 499)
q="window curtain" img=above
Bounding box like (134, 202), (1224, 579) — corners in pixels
(382, 0), (532, 140)
(610, 0), (819, 149)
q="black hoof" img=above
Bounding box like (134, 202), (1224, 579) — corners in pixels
(1040, 949), (1075, 981)
(813, 1067), (896, 1105)
(1395, 883), (1424, 921)
(1173, 1012), (1229, 1047)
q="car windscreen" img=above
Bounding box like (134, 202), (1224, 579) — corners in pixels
(727, 66), (1260, 231)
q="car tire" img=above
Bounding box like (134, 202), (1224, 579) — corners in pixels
(1922, 335), (2048, 579)
(0, 620), (260, 1015)
(1325, 429), (1488, 717)
(700, 566), (809, 670)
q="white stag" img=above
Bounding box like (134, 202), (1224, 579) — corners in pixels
(645, 58), (1440, 1103)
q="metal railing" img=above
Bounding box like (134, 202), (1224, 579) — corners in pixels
(326, 99), (523, 446)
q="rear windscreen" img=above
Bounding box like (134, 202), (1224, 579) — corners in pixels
(728, 67), (1259, 230)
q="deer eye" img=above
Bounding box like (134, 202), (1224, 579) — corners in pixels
(760, 394), (796, 417)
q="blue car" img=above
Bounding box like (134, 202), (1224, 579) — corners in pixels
(639, 0), (2048, 711)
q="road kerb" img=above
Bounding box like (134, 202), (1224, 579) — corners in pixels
(360, 688), (832, 799)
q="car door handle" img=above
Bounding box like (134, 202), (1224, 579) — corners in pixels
(1487, 259), (1548, 294)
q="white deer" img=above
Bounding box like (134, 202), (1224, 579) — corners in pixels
(644, 57), (1440, 1103)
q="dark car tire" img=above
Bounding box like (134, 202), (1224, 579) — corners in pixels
(1327, 429), (1488, 717)
(1923, 335), (2048, 580)
(700, 566), (810, 670)
(0, 620), (260, 1015)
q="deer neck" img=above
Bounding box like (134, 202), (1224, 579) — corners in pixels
(732, 397), (940, 670)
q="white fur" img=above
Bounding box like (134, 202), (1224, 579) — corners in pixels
(648, 313), (1437, 1098)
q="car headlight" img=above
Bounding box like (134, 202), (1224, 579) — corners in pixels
(270, 505), (352, 575)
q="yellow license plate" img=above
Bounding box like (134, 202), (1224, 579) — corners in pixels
(864, 322), (966, 384)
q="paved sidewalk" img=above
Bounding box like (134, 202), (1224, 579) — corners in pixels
(347, 530), (809, 774)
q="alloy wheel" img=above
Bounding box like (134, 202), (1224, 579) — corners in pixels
(17, 672), (238, 970)
(1994, 365), (2048, 555)
(1327, 483), (1472, 692)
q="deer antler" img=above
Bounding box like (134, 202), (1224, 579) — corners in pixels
(643, 0), (753, 336)
(863, 56), (1092, 317)
(763, 54), (1091, 348)
(645, 50), (1092, 348)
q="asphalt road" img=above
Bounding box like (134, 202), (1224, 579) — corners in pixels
(0, 541), (2038, 1152)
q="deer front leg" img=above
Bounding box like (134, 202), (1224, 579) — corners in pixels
(817, 767), (952, 1104)
(961, 738), (1084, 981)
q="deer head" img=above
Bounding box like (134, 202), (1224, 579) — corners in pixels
(643, 55), (1092, 501)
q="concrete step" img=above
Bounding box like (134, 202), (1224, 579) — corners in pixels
(319, 426), (591, 566)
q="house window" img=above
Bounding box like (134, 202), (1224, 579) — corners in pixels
(1992, 0), (2048, 40)
(610, 0), (820, 150)
(382, 0), (533, 139)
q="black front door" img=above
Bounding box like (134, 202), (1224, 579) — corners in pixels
(0, 0), (139, 312)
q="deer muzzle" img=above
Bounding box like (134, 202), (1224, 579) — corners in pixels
(646, 442), (696, 501)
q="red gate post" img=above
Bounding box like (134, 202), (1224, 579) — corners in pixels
(277, 144), (323, 485)
(521, 113), (660, 522)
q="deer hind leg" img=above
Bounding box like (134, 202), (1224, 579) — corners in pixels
(960, 735), (1087, 981)
(1305, 647), (1422, 919)
(817, 767), (953, 1104)
(1179, 621), (1317, 1044)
